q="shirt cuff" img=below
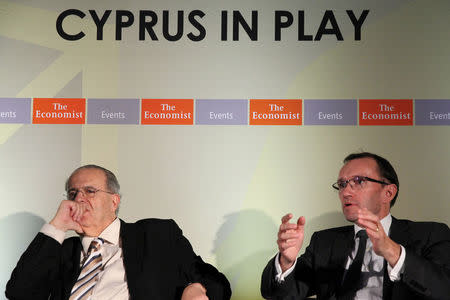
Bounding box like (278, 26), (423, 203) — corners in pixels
(387, 245), (406, 281)
(40, 223), (66, 244)
(274, 253), (297, 283)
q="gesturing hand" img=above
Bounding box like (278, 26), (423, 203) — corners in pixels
(356, 208), (401, 267)
(49, 200), (87, 233)
(277, 213), (305, 272)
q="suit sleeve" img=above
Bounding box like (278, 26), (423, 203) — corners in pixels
(170, 220), (232, 300)
(261, 233), (318, 299)
(5, 233), (63, 300)
(401, 222), (450, 300)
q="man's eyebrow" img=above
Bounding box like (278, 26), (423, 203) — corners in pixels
(67, 185), (96, 190)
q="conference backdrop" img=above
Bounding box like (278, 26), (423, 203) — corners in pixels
(1, 0), (449, 299)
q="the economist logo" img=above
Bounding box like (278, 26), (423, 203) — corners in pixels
(141, 99), (193, 125)
(33, 98), (85, 124)
(250, 99), (302, 125)
(359, 99), (413, 126)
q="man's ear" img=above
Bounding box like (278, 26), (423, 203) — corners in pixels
(111, 194), (121, 213)
(384, 184), (397, 204)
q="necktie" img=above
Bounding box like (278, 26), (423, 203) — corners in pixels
(70, 237), (104, 300)
(339, 230), (368, 299)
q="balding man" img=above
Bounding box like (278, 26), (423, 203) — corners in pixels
(7, 165), (231, 300)
(261, 152), (450, 299)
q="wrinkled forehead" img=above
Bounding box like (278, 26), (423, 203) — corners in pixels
(338, 157), (380, 180)
(68, 168), (107, 189)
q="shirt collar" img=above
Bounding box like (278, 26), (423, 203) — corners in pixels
(81, 218), (121, 253)
(354, 213), (392, 237)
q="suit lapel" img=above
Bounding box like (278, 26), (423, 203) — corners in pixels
(61, 237), (82, 299)
(120, 219), (144, 298)
(382, 216), (410, 300)
(331, 226), (354, 296)
(388, 217), (410, 248)
(333, 227), (354, 272)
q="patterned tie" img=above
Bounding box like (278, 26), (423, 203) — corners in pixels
(339, 230), (368, 299)
(69, 237), (104, 300)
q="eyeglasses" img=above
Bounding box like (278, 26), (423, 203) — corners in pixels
(66, 186), (115, 201)
(332, 176), (389, 191)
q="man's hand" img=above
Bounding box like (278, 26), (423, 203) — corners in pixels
(49, 200), (87, 233)
(277, 213), (305, 272)
(356, 208), (401, 267)
(181, 283), (208, 300)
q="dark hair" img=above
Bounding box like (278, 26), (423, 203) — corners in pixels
(65, 164), (121, 195)
(343, 152), (399, 207)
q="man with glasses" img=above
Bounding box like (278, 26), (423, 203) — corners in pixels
(261, 152), (450, 299)
(6, 165), (231, 300)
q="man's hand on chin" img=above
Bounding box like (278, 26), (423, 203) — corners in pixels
(50, 200), (87, 233)
(181, 283), (208, 300)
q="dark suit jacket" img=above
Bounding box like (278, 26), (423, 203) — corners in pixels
(6, 218), (231, 300)
(261, 217), (450, 300)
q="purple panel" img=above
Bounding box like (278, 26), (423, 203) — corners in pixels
(0, 98), (31, 123)
(87, 99), (139, 124)
(304, 99), (357, 125)
(415, 100), (450, 125)
(196, 99), (248, 125)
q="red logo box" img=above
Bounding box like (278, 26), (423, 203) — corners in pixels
(359, 99), (413, 126)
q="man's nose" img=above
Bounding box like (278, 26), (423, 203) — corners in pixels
(340, 183), (354, 196)
(74, 190), (86, 202)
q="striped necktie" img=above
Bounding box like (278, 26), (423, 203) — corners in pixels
(69, 237), (104, 300)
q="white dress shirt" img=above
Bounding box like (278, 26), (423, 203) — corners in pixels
(275, 214), (406, 300)
(41, 218), (130, 299)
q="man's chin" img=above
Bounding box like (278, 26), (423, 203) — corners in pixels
(343, 205), (360, 222)
(75, 228), (85, 235)
(343, 212), (358, 223)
